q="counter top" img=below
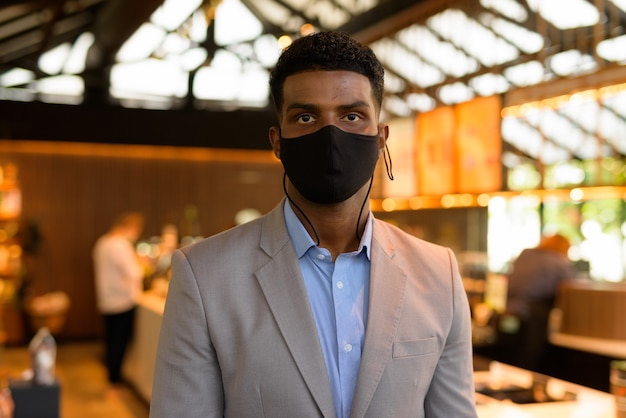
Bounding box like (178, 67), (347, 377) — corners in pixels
(137, 291), (166, 315)
(550, 332), (626, 359)
(475, 361), (615, 418)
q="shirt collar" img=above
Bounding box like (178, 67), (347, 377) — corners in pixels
(283, 199), (373, 260)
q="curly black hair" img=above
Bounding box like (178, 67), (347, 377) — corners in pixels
(269, 31), (385, 112)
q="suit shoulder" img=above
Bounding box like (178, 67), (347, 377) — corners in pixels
(180, 218), (263, 259)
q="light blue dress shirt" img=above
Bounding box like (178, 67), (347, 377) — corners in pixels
(283, 201), (372, 418)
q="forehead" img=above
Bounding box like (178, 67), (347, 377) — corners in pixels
(281, 70), (375, 109)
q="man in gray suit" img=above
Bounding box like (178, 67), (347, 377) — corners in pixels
(150, 31), (477, 418)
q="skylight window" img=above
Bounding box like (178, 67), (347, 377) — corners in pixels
(438, 82), (474, 105)
(384, 96), (412, 117)
(193, 64), (268, 106)
(597, 35), (626, 62)
(253, 34), (282, 68)
(480, 13), (543, 54)
(470, 73), (510, 96)
(64, 32), (94, 74)
(526, 0), (600, 29)
(396, 25), (478, 78)
(406, 93), (436, 112)
(38, 43), (71, 75)
(548, 50), (597, 76)
(479, 0), (528, 22)
(427, 9), (519, 66)
(116, 23), (166, 62)
(252, 0), (302, 31)
(170, 47), (208, 72)
(504, 61), (545, 87)
(501, 117), (545, 159)
(151, 0), (203, 31)
(384, 72), (406, 94)
(306, 0), (351, 28)
(111, 59), (188, 98)
(370, 38), (444, 88)
(189, 10), (208, 43)
(35, 74), (84, 104)
(159, 33), (192, 57)
(215, 0), (263, 45)
(0, 68), (34, 87)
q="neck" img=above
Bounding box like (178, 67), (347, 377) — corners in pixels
(287, 184), (370, 260)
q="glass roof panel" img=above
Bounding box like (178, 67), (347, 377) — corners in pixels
(111, 59), (188, 98)
(64, 32), (94, 74)
(501, 117), (546, 158)
(370, 38), (444, 88)
(253, 34), (282, 68)
(383, 72), (406, 94)
(175, 47), (208, 71)
(3, 0), (626, 160)
(307, 0), (351, 28)
(406, 93), (436, 112)
(215, 0), (263, 45)
(160, 33), (191, 57)
(0, 68), (34, 87)
(438, 82), (474, 105)
(38, 43), (71, 75)
(251, 0), (297, 29)
(469, 73), (509, 96)
(597, 35), (626, 62)
(526, 0), (600, 29)
(549, 50), (597, 76)
(150, 0), (203, 32)
(116, 23), (166, 62)
(384, 95), (412, 117)
(427, 8), (520, 67)
(479, 12), (543, 54)
(396, 24), (478, 78)
(479, 0), (528, 22)
(504, 61), (546, 87)
(36, 74), (83, 99)
(189, 10), (208, 43)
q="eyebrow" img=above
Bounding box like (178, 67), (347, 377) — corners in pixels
(285, 101), (371, 112)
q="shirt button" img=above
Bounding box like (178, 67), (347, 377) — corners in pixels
(344, 343), (353, 353)
(336, 281), (344, 289)
(316, 253), (325, 260)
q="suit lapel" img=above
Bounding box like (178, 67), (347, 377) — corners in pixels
(350, 220), (407, 418)
(255, 203), (337, 418)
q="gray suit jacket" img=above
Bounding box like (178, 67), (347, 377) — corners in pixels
(150, 200), (477, 417)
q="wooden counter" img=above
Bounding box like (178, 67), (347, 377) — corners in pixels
(557, 280), (626, 339)
(122, 292), (165, 403)
(551, 280), (626, 357)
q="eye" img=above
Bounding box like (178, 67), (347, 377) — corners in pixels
(345, 113), (361, 122)
(296, 114), (315, 123)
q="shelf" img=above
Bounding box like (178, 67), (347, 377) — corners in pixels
(371, 186), (626, 212)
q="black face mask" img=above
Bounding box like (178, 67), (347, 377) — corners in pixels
(279, 125), (380, 204)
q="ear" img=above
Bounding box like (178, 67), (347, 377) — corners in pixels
(268, 126), (281, 159)
(377, 123), (389, 155)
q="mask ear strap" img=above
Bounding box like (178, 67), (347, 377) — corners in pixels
(282, 172), (321, 246)
(383, 144), (394, 181)
(355, 176), (374, 242)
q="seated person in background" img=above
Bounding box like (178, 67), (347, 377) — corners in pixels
(498, 233), (576, 371)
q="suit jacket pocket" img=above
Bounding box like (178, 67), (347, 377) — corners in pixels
(392, 337), (437, 359)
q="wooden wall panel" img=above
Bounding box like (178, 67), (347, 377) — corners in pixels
(1, 141), (284, 341)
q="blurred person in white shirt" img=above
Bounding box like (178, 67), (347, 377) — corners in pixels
(93, 212), (146, 387)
